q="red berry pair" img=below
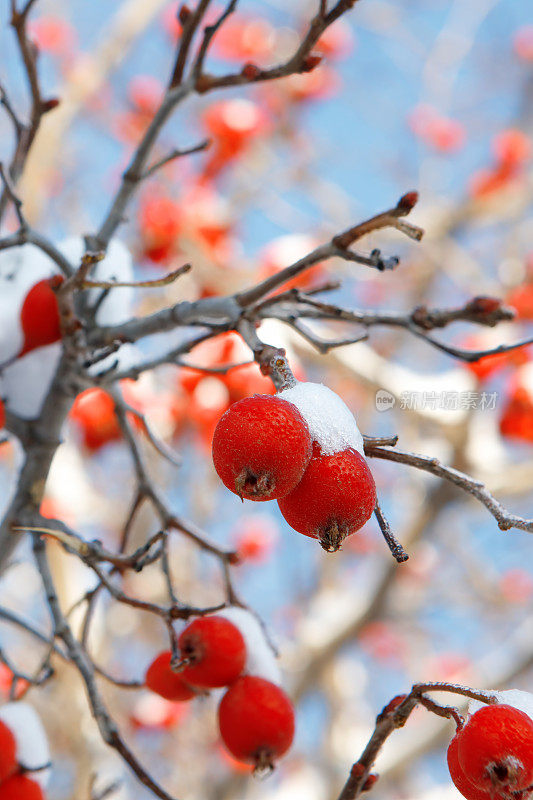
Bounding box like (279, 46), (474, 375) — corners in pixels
(145, 614), (295, 770)
(146, 615), (247, 697)
(0, 720), (44, 800)
(212, 384), (376, 551)
(447, 703), (533, 800)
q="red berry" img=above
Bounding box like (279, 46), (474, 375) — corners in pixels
(0, 720), (16, 782)
(212, 394), (312, 501)
(218, 676), (295, 770)
(0, 775), (44, 800)
(178, 615), (246, 689)
(145, 651), (197, 701)
(457, 704), (533, 795)
(277, 445), (376, 552)
(447, 733), (492, 800)
(19, 277), (63, 357)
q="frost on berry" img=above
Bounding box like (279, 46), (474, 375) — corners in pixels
(278, 382), (364, 456)
(278, 445), (377, 552)
(212, 394), (312, 501)
(218, 675), (295, 772)
(456, 703), (533, 796)
(178, 615), (246, 688)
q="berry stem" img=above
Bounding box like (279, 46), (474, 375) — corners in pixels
(373, 501), (409, 562)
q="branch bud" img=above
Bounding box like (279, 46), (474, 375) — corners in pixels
(241, 63), (262, 80)
(178, 4), (192, 24)
(396, 191), (419, 213)
(301, 53), (323, 73)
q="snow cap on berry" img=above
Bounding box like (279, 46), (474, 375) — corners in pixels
(278, 382), (364, 456)
(0, 702), (50, 788)
(218, 606), (282, 686)
(467, 689), (533, 721)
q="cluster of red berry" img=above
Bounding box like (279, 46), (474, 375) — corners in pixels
(447, 701), (533, 800)
(145, 614), (295, 771)
(0, 720), (45, 800)
(212, 381), (377, 552)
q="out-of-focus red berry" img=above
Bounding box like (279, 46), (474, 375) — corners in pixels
(408, 105), (465, 153)
(514, 25), (533, 61)
(316, 19), (354, 60)
(258, 234), (325, 292)
(492, 129), (531, 167)
(214, 16), (276, 63)
(202, 99), (269, 176)
(500, 568), (533, 603)
(128, 75), (164, 115)
(28, 16), (76, 55)
(138, 192), (182, 262)
(233, 515), (279, 563)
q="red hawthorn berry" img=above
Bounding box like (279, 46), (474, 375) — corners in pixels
(145, 651), (197, 701)
(0, 775), (45, 800)
(19, 276), (64, 357)
(178, 615), (246, 689)
(492, 129), (531, 168)
(0, 719), (17, 782)
(218, 676), (295, 770)
(457, 704), (533, 795)
(277, 444), (376, 552)
(447, 734), (492, 800)
(212, 394), (312, 501)
(0, 399), (5, 429)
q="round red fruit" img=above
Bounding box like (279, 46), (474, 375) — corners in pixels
(447, 734), (493, 800)
(278, 445), (376, 552)
(0, 719), (16, 782)
(218, 676), (295, 770)
(0, 775), (44, 800)
(457, 704), (533, 795)
(212, 394), (312, 501)
(145, 651), (197, 701)
(178, 615), (246, 689)
(20, 276), (63, 357)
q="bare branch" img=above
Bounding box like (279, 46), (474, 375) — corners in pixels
(365, 443), (533, 535)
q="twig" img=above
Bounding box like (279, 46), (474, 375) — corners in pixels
(365, 443), (533, 534)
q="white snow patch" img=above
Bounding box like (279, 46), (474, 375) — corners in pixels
(218, 607), (282, 686)
(279, 381), (364, 456)
(0, 702), (50, 787)
(2, 342), (61, 419)
(468, 689), (533, 721)
(58, 237), (134, 326)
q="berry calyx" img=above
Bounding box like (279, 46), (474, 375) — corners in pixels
(177, 615), (246, 689)
(277, 445), (376, 552)
(0, 774), (45, 800)
(447, 734), (493, 800)
(19, 276), (63, 357)
(212, 394), (312, 501)
(145, 651), (197, 701)
(457, 704), (533, 795)
(0, 719), (17, 782)
(218, 676), (295, 771)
